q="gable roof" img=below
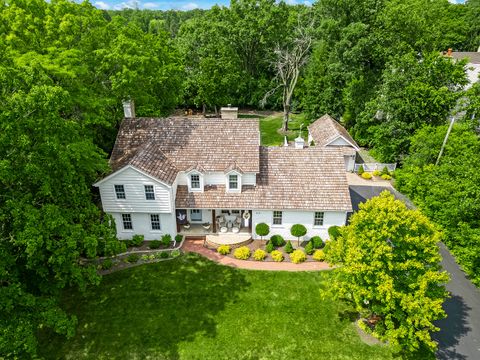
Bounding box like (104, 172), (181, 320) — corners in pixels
(308, 114), (359, 150)
(176, 146), (353, 211)
(109, 117), (260, 185)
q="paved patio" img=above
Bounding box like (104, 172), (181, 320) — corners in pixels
(345, 172), (393, 187)
(181, 239), (332, 271)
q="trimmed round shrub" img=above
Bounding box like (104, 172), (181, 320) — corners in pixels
(290, 249), (307, 264)
(161, 234), (172, 247)
(284, 240), (294, 254)
(253, 249), (267, 261)
(171, 249), (181, 258)
(313, 249), (326, 261)
(149, 240), (161, 249)
(160, 251), (169, 259)
(304, 241), (314, 255)
(328, 226), (341, 241)
(372, 170), (381, 177)
(255, 223), (270, 240)
(361, 172), (372, 179)
(270, 234), (286, 247)
(381, 174), (392, 180)
(271, 250), (284, 262)
(126, 253), (140, 263)
(310, 236), (324, 249)
(291, 224), (307, 238)
(358, 165), (365, 175)
(101, 258), (114, 270)
(131, 234), (144, 247)
(217, 245), (231, 255)
(175, 234), (183, 243)
(233, 246), (251, 260)
(265, 241), (274, 253)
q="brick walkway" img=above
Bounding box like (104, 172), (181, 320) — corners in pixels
(181, 239), (332, 272)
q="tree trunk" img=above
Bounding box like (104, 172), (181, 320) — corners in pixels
(282, 104), (290, 132)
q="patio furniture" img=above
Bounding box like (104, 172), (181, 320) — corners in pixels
(183, 222), (191, 230)
(220, 226), (228, 233)
(202, 223), (211, 230)
(232, 227), (239, 234)
(227, 221), (233, 229)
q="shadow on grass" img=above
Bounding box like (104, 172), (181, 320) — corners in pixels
(39, 253), (250, 360)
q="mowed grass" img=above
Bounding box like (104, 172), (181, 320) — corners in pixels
(240, 112), (310, 146)
(39, 253), (396, 360)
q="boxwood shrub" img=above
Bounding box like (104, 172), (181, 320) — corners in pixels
(161, 234), (172, 247)
(149, 240), (161, 249)
(304, 241), (314, 255)
(270, 234), (286, 247)
(310, 236), (324, 249)
(131, 234), (144, 247)
(126, 253), (140, 263)
(175, 234), (183, 243)
(284, 240), (294, 254)
(101, 258), (114, 270)
(265, 241), (274, 253)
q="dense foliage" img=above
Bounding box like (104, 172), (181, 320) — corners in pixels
(325, 192), (449, 353)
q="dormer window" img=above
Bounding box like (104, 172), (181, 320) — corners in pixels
(144, 185), (155, 200)
(191, 174), (200, 189)
(229, 174), (238, 189)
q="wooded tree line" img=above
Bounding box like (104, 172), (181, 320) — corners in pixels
(0, 0), (479, 357)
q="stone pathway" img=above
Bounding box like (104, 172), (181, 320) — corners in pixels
(181, 239), (332, 272)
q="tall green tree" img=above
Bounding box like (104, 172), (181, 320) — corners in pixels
(325, 192), (449, 353)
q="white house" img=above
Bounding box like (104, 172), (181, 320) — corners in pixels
(94, 104), (354, 243)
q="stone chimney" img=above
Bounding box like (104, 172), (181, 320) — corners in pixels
(294, 136), (305, 149)
(122, 100), (135, 118)
(220, 104), (238, 119)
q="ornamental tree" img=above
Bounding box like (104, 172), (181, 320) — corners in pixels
(325, 191), (449, 353)
(255, 223), (270, 241)
(290, 224), (307, 246)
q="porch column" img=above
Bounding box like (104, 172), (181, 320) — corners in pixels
(212, 209), (216, 233)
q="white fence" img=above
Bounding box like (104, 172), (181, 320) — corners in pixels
(354, 163), (397, 172)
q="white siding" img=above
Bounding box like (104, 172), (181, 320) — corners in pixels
(205, 172), (225, 185)
(251, 210), (347, 240)
(112, 212), (177, 240)
(243, 173), (257, 185)
(178, 171), (257, 187)
(344, 155), (355, 172)
(328, 136), (353, 146)
(98, 167), (172, 213)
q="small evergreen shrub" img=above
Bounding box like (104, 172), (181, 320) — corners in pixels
(358, 165), (365, 175)
(149, 240), (161, 249)
(290, 249), (307, 264)
(381, 174), (392, 180)
(313, 249), (325, 261)
(270, 234), (286, 247)
(304, 241), (314, 255)
(265, 241), (274, 253)
(233, 246), (251, 260)
(217, 245), (231, 255)
(361, 172), (372, 179)
(328, 226), (341, 241)
(101, 258), (114, 270)
(127, 253), (140, 263)
(131, 234), (144, 247)
(161, 234), (172, 247)
(381, 166), (390, 175)
(160, 251), (169, 259)
(253, 249), (267, 261)
(171, 249), (181, 258)
(175, 234), (183, 243)
(310, 236), (324, 249)
(372, 170), (381, 177)
(284, 241), (294, 254)
(271, 250), (284, 262)
(255, 223), (270, 240)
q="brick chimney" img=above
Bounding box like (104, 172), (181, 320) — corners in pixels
(122, 100), (135, 118)
(447, 48), (453, 57)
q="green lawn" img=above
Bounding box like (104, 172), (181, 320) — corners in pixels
(40, 253), (397, 360)
(240, 112), (310, 146)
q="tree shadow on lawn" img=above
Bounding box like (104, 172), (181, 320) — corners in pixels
(40, 253), (250, 360)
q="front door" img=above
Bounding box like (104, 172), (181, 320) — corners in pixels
(190, 209), (202, 222)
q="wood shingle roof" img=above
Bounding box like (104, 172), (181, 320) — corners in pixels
(308, 114), (359, 149)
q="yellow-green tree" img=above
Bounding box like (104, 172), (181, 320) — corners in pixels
(325, 191), (449, 353)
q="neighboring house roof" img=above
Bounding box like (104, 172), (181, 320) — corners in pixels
(176, 147), (353, 211)
(450, 52), (480, 64)
(449, 52), (480, 88)
(109, 117), (260, 185)
(308, 114), (359, 149)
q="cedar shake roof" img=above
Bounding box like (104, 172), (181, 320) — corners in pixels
(176, 147), (353, 211)
(450, 52), (480, 64)
(110, 117), (260, 184)
(308, 114), (359, 149)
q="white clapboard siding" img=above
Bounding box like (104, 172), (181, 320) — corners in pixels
(112, 212), (177, 240)
(98, 167), (172, 213)
(205, 172), (225, 185)
(251, 210), (347, 240)
(328, 136), (353, 146)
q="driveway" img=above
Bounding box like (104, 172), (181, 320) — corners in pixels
(349, 184), (480, 359)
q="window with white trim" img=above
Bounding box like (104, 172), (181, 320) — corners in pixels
(190, 174), (200, 189)
(314, 212), (324, 226)
(115, 184), (126, 199)
(229, 174), (238, 189)
(122, 214), (133, 230)
(190, 209), (202, 221)
(145, 185), (155, 200)
(231, 210), (240, 214)
(273, 211), (283, 225)
(150, 214), (161, 230)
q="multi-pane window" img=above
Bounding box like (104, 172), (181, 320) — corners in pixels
(145, 185), (155, 200)
(191, 174), (200, 189)
(273, 211), (283, 225)
(229, 174), (238, 189)
(231, 210), (240, 214)
(122, 214), (133, 230)
(190, 209), (202, 221)
(314, 212), (324, 226)
(150, 214), (161, 230)
(115, 184), (126, 199)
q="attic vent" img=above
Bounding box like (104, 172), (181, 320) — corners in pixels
(220, 105), (238, 119)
